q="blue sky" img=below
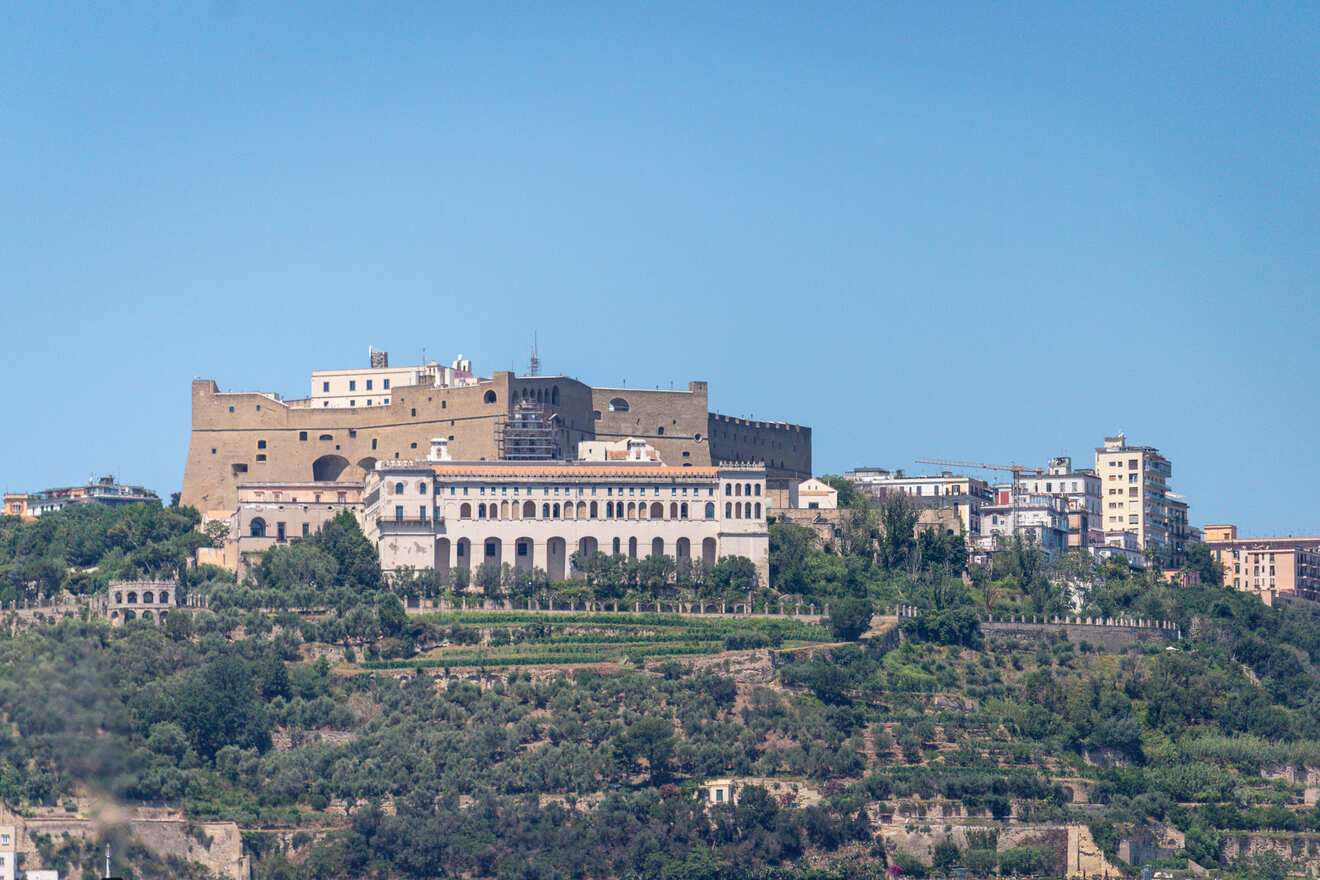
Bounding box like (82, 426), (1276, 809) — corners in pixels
(2, 3), (1317, 536)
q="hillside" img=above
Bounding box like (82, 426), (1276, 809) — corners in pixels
(1, 496), (1319, 879)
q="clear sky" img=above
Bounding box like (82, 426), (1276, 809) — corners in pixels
(3, 3), (1317, 536)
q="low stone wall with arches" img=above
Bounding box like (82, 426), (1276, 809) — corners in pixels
(95, 580), (204, 625)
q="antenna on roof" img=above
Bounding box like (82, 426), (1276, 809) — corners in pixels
(529, 332), (540, 377)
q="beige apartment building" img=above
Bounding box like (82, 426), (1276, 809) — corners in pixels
(365, 439), (771, 586)
(1094, 434), (1185, 566)
(1204, 524), (1320, 605)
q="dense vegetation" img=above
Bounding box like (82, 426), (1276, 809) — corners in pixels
(1, 489), (1318, 879)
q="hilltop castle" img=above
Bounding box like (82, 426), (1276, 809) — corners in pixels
(180, 351), (811, 514)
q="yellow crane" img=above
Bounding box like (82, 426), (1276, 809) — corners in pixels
(914, 458), (1044, 506)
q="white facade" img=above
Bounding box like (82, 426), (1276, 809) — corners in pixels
(0, 825), (14, 880)
(309, 355), (478, 408)
(977, 491), (1070, 558)
(364, 454), (771, 586)
(845, 467), (991, 536)
(792, 478), (838, 510)
(1094, 433), (1182, 565)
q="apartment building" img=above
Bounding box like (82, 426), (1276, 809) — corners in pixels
(1094, 434), (1184, 566)
(4, 476), (159, 519)
(1204, 524), (1320, 605)
(844, 467), (992, 536)
(1015, 456), (1102, 549)
(976, 489), (1070, 558)
(200, 481), (365, 574)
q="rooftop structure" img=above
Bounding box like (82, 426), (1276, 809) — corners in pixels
(844, 467), (992, 536)
(1094, 433), (1185, 567)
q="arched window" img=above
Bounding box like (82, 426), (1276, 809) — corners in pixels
(669, 502), (678, 519)
(606, 501), (614, 518)
(542, 503), (550, 518)
(418, 482), (428, 494)
(681, 503), (689, 519)
(114, 592), (123, 603)
(607, 397), (629, 412)
(319, 434), (333, 441)
(553, 503), (561, 518)
(657, 427), (664, 435)
(705, 502), (715, 519)
(500, 501), (510, 519)
(627, 502), (637, 519)
(551, 386), (559, 405)
(478, 503), (487, 518)
(460, 502), (472, 518)
(523, 500), (535, 517)
(725, 483), (732, 496)
(735, 484), (741, 497)
(754, 484), (761, 496)
(127, 592), (138, 605)
(744, 483), (752, 497)
(589, 501), (598, 518)
(159, 591), (170, 604)
(394, 482), (404, 495)
(725, 502), (732, 517)
(754, 502), (761, 518)
(744, 502), (752, 518)
(576, 501), (587, 519)
(250, 517), (267, 538)
(143, 591), (154, 604)
(650, 502), (663, 519)
(484, 390), (497, 404)
(612, 537), (621, 554)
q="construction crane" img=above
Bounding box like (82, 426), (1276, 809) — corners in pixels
(914, 458), (1043, 478)
(915, 457), (1045, 509)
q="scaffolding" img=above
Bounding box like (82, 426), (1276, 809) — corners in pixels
(496, 400), (560, 460)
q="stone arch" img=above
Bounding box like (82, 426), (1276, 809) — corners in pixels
(705, 502), (715, 518)
(143, 591), (155, 604)
(484, 390), (497, 404)
(565, 503), (576, 520)
(523, 500), (536, 518)
(627, 502), (637, 519)
(607, 397), (629, 412)
(483, 537), (503, 566)
(547, 537), (567, 581)
(702, 538), (717, 566)
(124, 609), (136, 622)
(576, 501), (587, 519)
(650, 502), (663, 519)
(669, 502), (678, 519)
(114, 591), (123, 603)
(456, 537), (471, 570)
(589, 501), (598, 518)
(578, 537), (597, 558)
(127, 591), (138, 604)
(159, 591), (170, 604)
(515, 537), (534, 571)
(250, 517), (267, 538)
(651, 537), (664, 557)
(142, 610), (153, 621)
(676, 537), (691, 561)
(357, 457), (377, 477)
(628, 537), (638, 558)
(460, 502), (472, 518)
(612, 537), (621, 554)
(436, 538), (451, 579)
(312, 454), (351, 481)
(500, 501), (510, 519)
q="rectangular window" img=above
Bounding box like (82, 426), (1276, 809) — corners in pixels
(322, 381), (330, 392)
(383, 379), (390, 389)
(366, 380), (373, 390)
(337, 492), (346, 503)
(420, 506), (427, 520)
(277, 522), (286, 540)
(302, 523), (310, 537)
(394, 505), (404, 522)
(299, 431), (308, 441)
(349, 380), (356, 391)
(257, 439), (267, 449)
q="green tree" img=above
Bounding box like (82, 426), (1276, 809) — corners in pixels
(769, 522), (816, 594)
(614, 716), (676, 782)
(828, 596), (874, 641)
(313, 510), (382, 591)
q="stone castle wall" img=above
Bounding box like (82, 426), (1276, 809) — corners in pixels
(184, 372), (808, 513)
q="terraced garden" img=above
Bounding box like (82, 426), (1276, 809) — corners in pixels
(357, 611), (834, 669)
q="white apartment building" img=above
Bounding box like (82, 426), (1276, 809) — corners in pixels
(976, 490), (1070, 558)
(309, 352), (478, 408)
(1094, 434), (1184, 566)
(364, 439), (771, 586)
(845, 467), (991, 536)
(1016, 456), (1102, 549)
